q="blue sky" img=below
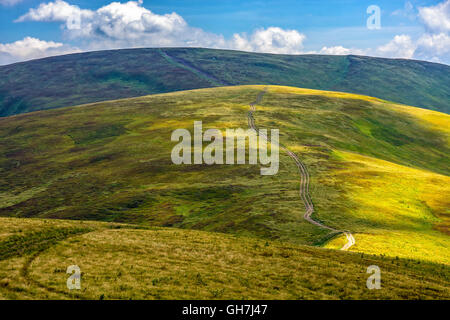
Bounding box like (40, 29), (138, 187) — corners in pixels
(0, 0), (449, 65)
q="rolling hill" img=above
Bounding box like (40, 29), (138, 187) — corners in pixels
(0, 48), (449, 117)
(0, 85), (449, 267)
(0, 217), (448, 300)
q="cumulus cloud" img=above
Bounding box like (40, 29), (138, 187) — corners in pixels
(230, 27), (306, 54)
(5, 0), (450, 65)
(318, 41), (416, 60)
(417, 33), (450, 55)
(318, 1), (450, 63)
(319, 46), (366, 56)
(15, 0), (224, 50)
(14, 1), (305, 54)
(415, 0), (450, 62)
(418, 0), (450, 33)
(415, 33), (450, 62)
(351, 1), (450, 63)
(0, 52), (15, 66)
(317, 33), (446, 63)
(15, 0), (92, 23)
(375, 34), (416, 59)
(0, 37), (80, 64)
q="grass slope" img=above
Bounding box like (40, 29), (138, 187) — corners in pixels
(0, 85), (448, 265)
(0, 217), (448, 300)
(0, 48), (449, 116)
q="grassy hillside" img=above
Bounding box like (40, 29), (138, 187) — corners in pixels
(0, 217), (448, 300)
(0, 48), (449, 117)
(0, 86), (448, 265)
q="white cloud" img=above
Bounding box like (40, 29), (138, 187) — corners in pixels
(6, 0), (450, 65)
(0, 0), (24, 6)
(15, 0), (220, 49)
(375, 34), (416, 59)
(318, 39), (418, 61)
(414, 0), (450, 63)
(0, 52), (15, 66)
(417, 33), (450, 55)
(15, 0), (92, 23)
(418, 0), (450, 33)
(14, 1), (304, 55)
(318, 32), (448, 63)
(319, 46), (366, 56)
(230, 27), (306, 54)
(415, 33), (450, 62)
(0, 37), (80, 64)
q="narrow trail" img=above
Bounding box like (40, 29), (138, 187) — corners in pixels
(247, 87), (355, 251)
(157, 49), (356, 251)
(0, 228), (92, 299)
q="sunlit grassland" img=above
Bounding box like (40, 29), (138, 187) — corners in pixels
(0, 217), (448, 300)
(253, 86), (449, 263)
(0, 85), (448, 266)
(0, 86), (330, 245)
(323, 151), (449, 264)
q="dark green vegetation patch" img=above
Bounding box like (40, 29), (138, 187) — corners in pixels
(0, 227), (91, 261)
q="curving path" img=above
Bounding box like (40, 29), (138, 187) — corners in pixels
(247, 87), (355, 251)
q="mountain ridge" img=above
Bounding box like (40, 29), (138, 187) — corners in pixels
(1, 47), (449, 116)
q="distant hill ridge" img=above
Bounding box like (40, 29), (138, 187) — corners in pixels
(0, 47), (449, 116)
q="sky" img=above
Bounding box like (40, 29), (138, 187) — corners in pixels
(0, 0), (449, 65)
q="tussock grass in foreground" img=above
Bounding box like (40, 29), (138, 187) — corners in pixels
(0, 217), (448, 300)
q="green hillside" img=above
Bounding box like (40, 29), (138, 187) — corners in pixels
(0, 217), (448, 300)
(0, 48), (449, 116)
(0, 86), (448, 266)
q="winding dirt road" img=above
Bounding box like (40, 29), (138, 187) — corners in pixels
(247, 87), (355, 251)
(157, 50), (356, 251)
